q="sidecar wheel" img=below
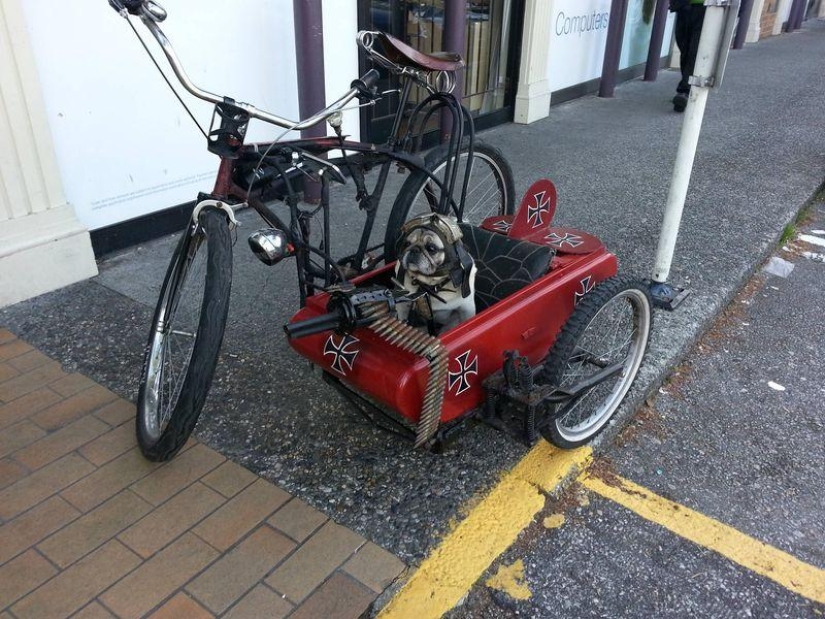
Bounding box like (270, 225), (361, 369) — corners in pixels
(538, 277), (652, 449)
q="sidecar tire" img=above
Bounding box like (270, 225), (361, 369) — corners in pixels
(136, 208), (233, 462)
(538, 277), (652, 449)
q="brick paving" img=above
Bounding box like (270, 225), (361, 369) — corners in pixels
(0, 329), (406, 619)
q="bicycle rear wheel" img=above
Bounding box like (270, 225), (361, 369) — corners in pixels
(384, 140), (515, 261)
(136, 208), (233, 461)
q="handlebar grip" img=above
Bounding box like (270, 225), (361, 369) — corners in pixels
(284, 312), (342, 339)
(351, 69), (380, 94)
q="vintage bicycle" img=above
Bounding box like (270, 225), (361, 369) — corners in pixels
(110, 0), (652, 462)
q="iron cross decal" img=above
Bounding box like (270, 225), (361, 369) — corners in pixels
(448, 350), (478, 396)
(323, 334), (360, 375)
(574, 275), (596, 304)
(527, 191), (550, 229)
(545, 231), (583, 249)
(492, 220), (513, 233)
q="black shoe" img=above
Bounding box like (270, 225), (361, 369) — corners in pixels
(672, 93), (688, 112)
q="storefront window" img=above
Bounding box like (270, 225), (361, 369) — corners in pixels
(361, 0), (518, 141)
(619, 0), (657, 69)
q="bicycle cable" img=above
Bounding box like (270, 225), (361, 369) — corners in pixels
(243, 99), (376, 207)
(126, 17), (208, 139)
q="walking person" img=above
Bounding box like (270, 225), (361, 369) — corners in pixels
(671, 0), (706, 112)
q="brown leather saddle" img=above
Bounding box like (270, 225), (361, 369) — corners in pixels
(377, 32), (464, 73)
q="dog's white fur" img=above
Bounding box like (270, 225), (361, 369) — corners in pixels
(395, 226), (476, 332)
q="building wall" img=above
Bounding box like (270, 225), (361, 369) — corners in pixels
(760, 0), (780, 37)
(773, 0), (794, 34)
(20, 0), (302, 232)
(0, 0), (97, 308)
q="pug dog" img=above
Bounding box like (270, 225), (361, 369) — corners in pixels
(394, 213), (477, 332)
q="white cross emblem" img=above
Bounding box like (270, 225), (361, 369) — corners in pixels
(448, 350), (478, 396)
(323, 334), (360, 375)
(492, 220), (512, 233)
(545, 231), (583, 249)
(527, 191), (550, 229)
(574, 276), (596, 304)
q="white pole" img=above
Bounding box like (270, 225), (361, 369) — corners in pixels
(651, 4), (727, 284)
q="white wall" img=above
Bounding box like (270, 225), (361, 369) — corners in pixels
(774, 0), (794, 34)
(322, 0), (360, 141)
(21, 0), (300, 230)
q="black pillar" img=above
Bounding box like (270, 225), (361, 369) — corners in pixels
(293, 0), (326, 201)
(294, 0), (326, 138)
(599, 0), (630, 97)
(788, 0), (808, 30)
(732, 0), (755, 49)
(440, 0), (467, 143)
(644, 0), (671, 81)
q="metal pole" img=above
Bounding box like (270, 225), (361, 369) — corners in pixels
(599, 0), (630, 97)
(650, 4), (727, 306)
(441, 0), (467, 143)
(732, 0), (754, 48)
(644, 0), (671, 81)
(293, 0), (326, 202)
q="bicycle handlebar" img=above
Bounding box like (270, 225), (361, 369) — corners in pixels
(284, 287), (399, 340)
(284, 311), (344, 340)
(112, 0), (369, 132)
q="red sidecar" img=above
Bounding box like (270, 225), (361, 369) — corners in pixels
(287, 180), (652, 449)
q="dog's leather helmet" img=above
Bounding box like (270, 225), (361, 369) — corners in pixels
(398, 212), (463, 246)
(396, 213), (474, 298)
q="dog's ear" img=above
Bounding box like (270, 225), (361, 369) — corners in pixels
(450, 242), (475, 298)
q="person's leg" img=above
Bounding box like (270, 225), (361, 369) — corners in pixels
(683, 4), (706, 81)
(674, 9), (691, 94)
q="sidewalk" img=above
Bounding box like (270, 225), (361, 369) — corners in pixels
(0, 330), (404, 618)
(2, 18), (825, 619)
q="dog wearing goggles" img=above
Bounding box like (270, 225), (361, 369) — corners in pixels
(394, 213), (477, 333)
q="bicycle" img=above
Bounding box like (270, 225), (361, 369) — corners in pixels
(107, 0), (515, 460)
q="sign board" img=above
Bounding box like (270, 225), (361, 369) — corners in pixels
(546, 0), (613, 92)
(547, 0), (675, 93)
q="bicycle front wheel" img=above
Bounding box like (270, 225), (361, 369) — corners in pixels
(136, 208), (233, 461)
(384, 140), (515, 261)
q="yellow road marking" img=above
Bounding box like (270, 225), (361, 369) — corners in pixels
(378, 442), (592, 619)
(484, 559), (532, 600)
(582, 473), (825, 604)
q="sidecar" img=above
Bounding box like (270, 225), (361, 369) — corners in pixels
(287, 180), (652, 449)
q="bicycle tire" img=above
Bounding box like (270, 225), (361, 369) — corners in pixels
(384, 139), (515, 261)
(538, 277), (652, 449)
(136, 208), (233, 461)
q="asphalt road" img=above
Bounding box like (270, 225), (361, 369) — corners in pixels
(454, 199), (825, 618)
